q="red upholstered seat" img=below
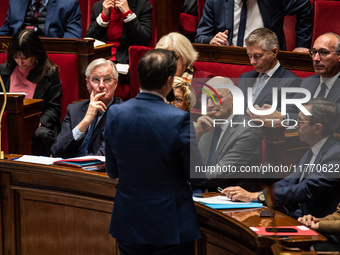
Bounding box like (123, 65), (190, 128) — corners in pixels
(312, 0), (340, 44)
(179, 13), (198, 37)
(0, 1), (9, 28)
(128, 46), (154, 98)
(48, 54), (79, 120)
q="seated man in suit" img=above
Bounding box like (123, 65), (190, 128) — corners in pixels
(195, 0), (312, 52)
(238, 28), (301, 111)
(51, 58), (123, 158)
(249, 32), (340, 124)
(0, 0), (82, 38)
(221, 98), (340, 219)
(104, 49), (201, 254)
(195, 76), (262, 192)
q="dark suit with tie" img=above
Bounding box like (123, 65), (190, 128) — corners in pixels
(105, 92), (201, 248)
(287, 75), (340, 120)
(272, 136), (340, 219)
(195, 0), (312, 50)
(51, 97), (123, 158)
(198, 115), (262, 191)
(0, 0), (82, 38)
(237, 64), (301, 110)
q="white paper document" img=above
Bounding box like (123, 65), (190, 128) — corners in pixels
(15, 155), (62, 165)
(193, 195), (247, 204)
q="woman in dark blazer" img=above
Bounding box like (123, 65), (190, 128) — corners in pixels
(0, 29), (62, 156)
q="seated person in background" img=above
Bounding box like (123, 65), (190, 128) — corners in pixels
(238, 28), (301, 111)
(156, 32), (214, 108)
(222, 98), (340, 219)
(299, 203), (340, 251)
(0, 29), (62, 156)
(51, 58), (123, 158)
(249, 32), (340, 124)
(86, 0), (153, 64)
(195, 0), (312, 53)
(195, 76), (262, 192)
(172, 76), (191, 112)
(0, 0), (82, 38)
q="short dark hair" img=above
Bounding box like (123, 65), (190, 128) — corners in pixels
(303, 98), (340, 136)
(137, 49), (177, 90)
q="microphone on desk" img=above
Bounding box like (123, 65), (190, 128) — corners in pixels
(0, 74), (7, 159)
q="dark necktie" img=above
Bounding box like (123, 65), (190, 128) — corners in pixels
(299, 149), (313, 183)
(34, 0), (41, 18)
(316, 82), (327, 98)
(237, 0), (247, 47)
(252, 73), (268, 102)
(206, 126), (222, 165)
(77, 114), (99, 156)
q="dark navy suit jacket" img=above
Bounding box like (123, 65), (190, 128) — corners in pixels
(105, 92), (201, 245)
(272, 136), (340, 219)
(287, 75), (340, 120)
(237, 64), (301, 110)
(195, 0), (312, 50)
(0, 0), (82, 38)
(51, 97), (123, 158)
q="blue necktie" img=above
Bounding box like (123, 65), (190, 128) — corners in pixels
(77, 114), (99, 156)
(207, 126), (222, 165)
(316, 82), (327, 98)
(237, 0), (247, 47)
(252, 73), (268, 103)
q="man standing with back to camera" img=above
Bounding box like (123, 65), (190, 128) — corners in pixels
(104, 49), (201, 255)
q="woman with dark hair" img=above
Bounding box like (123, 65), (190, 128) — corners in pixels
(0, 29), (62, 156)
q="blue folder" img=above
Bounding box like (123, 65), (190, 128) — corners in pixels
(199, 202), (263, 209)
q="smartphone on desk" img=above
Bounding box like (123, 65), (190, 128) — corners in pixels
(265, 227), (298, 233)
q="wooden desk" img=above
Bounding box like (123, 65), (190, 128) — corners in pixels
(0, 95), (42, 154)
(0, 163), (326, 255)
(0, 37), (113, 99)
(0, 159), (118, 255)
(196, 193), (326, 255)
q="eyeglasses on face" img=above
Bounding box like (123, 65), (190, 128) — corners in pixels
(309, 49), (336, 58)
(90, 77), (113, 85)
(297, 118), (310, 125)
(172, 97), (184, 105)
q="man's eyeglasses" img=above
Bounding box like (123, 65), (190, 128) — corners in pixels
(297, 118), (310, 125)
(172, 97), (184, 105)
(309, 49), (336, 58)
(90, 77), (113, 85)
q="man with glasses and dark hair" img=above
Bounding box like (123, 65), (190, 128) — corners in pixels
(221, 98), (340, 220)
(51, 58), (123, 158)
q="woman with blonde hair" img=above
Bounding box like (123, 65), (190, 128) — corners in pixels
(156, 32), (213, 108)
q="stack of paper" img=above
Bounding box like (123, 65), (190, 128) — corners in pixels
(193, 195), (263, 209)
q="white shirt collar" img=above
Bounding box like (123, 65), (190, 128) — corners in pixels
(311, 136), (329, 158)
(263, 61), (280, 78)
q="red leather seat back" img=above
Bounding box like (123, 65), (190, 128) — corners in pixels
(48, 54), (79, 120)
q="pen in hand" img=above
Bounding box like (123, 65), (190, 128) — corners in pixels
(217, 187), (224, 194)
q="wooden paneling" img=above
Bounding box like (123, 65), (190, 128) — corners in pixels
(0, 95), (42, 154)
